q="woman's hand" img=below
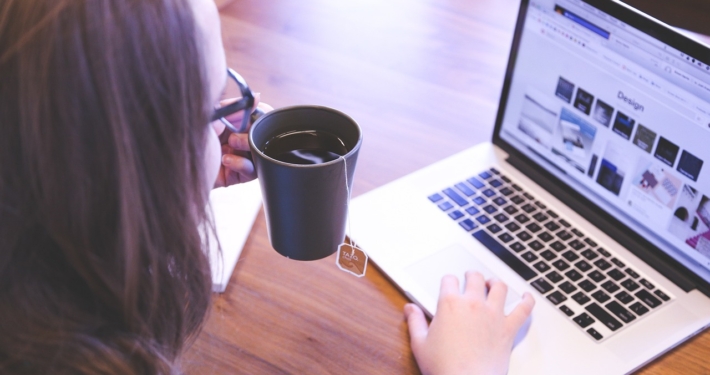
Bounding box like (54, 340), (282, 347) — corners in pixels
(404, 272), (535, 375)
(213, 94), (273, 187)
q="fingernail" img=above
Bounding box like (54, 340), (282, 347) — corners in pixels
(222, 155), (231, 165)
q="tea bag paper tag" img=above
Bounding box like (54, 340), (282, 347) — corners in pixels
(337, 243), (368, 277)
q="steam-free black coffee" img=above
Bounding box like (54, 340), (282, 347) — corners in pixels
(263, 130), (348, 165)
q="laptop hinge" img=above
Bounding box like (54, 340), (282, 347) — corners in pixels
(506, 152), (710, 297)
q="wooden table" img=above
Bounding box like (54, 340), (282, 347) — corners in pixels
(184, 0), (710, 373)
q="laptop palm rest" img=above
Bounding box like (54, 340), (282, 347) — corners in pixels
(404, 243), (531, 345)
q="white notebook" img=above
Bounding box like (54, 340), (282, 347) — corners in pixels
(206, 181), (262, 292)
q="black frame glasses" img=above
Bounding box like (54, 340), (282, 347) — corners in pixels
(211, 68), (255, 133)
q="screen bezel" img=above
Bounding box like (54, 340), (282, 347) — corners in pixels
(491, 0), (710, 294)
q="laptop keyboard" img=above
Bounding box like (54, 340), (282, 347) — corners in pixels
(428, 167), (673, 342)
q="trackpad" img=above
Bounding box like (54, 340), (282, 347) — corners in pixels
(405, 244), (522, 315)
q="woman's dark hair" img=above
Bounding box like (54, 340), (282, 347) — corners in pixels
(0, 0), (213, 373)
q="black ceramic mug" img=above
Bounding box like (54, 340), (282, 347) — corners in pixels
(249, 106), (362, 261)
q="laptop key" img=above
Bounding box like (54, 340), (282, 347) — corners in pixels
(530, 278), (554, 294)
(587, 328), (603, 341)
(552, 241), (568, 252)
(586, 303), (623, 331)
(547, 290), (567, 305)
(517, 231), (532, 241)
(565, 269), (583, 281)
(559, 281), (577, 294)
(546, 210), (559, 219)
(534, 261), (551, 273)
(483, 204), (497, 214)
(540, 250), (557, 261)
(601, 281), (620, 293)
(534, 201), (547, 210)
(428, 193), (444, 202)
(487, 223), (502, 233)
(467, 176), (485, 189)
(521, 251), (538, 263)
(654, 290), (670, 301)
(493, 197), (507, 206)
(509, 242), (526, 253)
(443, 188), (468, 207)
(476, 215), (491, 224)
(478, 171), (493, 180)
(526, 223), (542, 233)
(472, 230), (537, 281)
(482, 189), (496, 197)
(606, 301), (636, 323)
(438, 201), (454, 211)
(523, 192), (535, 200)
(500, 187), (514, 196)
(511, 184), (523, 191)
(621, 279), (639, 292)
(546, 271), (564, 283)
(607, 269), (625, 281)
(472, 196), (487, 205)
(528, 240), (544, 251)
(639, 279), (655, 290)
(488, 168), (500, 175)
(494, 213), (509, 223)
(501, 175), (511, 183)
(578, 279), (596, 292)
(558, 219), (571, 227)
(575, 260), (592, 272)
(573, 313), (595, 328)
(625, 268), (640, 279)
(504, 205), (519, 215)
(466, 206), (480, 216)
(571, 228), (584, 237)
(629, 302), (649, 316)
(454, 182), (476, 196)
(489, 179), (503, 188)
(615, 291), (634, 304)
(521, 203), (536, 213)
(610, 258), (625, 268)
(458, 219), (478, 231)
(498, 232), (514, 243)
(505, 222), (521, 232)
(597, 248), (611, 257)
(572, 292), (590, 305)
(532, 212), (549, 222)
(588, 270), (606, 283)
(569, 239), (585, 250)
(556, 230), (573, 241)
(581, 249), (599, 260)
(552, 259), (570, 271)
(591, 290), (610, 303)
(510, 195), (525, 205)
(514, 214), (530, 224)
(584, 238), (598, 247)
(562, 251), (579, 262)
(448, 210), (464, 220)
(560, 305), (575, 317)
(594, 258), (611, 270)
(544, 221), (561, 231)
(537, 232), (554, 242)
(635, 290), (662, 308)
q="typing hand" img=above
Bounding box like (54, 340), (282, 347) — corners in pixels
(213, 94), (273, 187)
(404, 272), (535, 375)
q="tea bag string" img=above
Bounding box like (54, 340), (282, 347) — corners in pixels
(341, 155), (355, 256)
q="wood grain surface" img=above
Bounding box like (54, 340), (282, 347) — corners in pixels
(183, 0), (710, 373)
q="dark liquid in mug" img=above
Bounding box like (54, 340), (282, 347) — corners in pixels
(263, 130), (348, 165)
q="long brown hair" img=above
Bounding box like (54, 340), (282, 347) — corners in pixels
(0, 0), (213, 373)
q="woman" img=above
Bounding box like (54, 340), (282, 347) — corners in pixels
(0, 0), (534, 373)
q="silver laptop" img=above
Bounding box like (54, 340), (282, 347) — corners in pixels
(350, 0), (710, 373)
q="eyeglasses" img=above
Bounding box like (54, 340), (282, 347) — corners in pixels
(211, 68), (255, 133)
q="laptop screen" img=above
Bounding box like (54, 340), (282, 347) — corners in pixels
(496, 0), (710, 283)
